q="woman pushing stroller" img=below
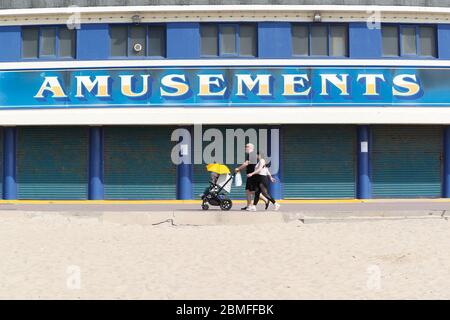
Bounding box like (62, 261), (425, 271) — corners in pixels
(243, 152), (280, 212)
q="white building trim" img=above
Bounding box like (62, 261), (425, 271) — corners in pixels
(0, 107), (449, 125)
(2, 5), (450, 16)
(2, 59), (450, 71)
(0, 5), (450, 26)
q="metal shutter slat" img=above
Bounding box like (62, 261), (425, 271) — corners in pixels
(283, 125), (356, 199)
(104, 126), (176, 200)
(17, 127), (88, 200)
(372, 125), (442, 198)
(0, 129), (2, 197)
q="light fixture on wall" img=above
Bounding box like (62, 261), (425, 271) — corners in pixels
(313, 11), (321, 22)
(133, 43), (143, 52)
(131, 14), (141, 24)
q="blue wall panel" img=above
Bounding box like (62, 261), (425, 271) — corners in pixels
(167, 23), (200, 59)
(258, 22), (292, 58)
(0, 26), (21, 61)
(438, 24), (450, 60)
(3, 127), (17, 199)
(176, 127), (193, 200)
(268, 126), (283, 200)
(357, 125), (371, 199)
(77, 23), (110, 60)
(349, 22), (382, 58)
(88, 126), (104, 200)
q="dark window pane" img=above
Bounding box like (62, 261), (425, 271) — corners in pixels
(310, 25), (328, 56)
(110, 25), (127, 56)
(330, 25), (348, 56)
(292, 24), (309, 56)
(148, 25), (166, 57)
(419, 26), (436, 57)
(239, 24), (256, 57)
(401, 26), (417, 55)
(40, 27), (57, 56)
(220, 25), (237, 55)
(22, 27), (39, 58)
(129, 25), (146, 57)
(382, 25), (399, 56)
(200, 24), (218, 56)
(59, 27), (75, 58)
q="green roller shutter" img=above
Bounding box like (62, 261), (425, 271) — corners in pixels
(283, 125), (356, 199)
(17, 127), (88, 199)
(0, 129), (3, 197)
(372, 126), (442, 198)
(104, 126), (176, 199)
(193, 126), (263, 200)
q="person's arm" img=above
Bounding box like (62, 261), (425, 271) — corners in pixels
(235, 160), (249, 172)
(248, 159), (265, 177)
(267, 169), (276, 183)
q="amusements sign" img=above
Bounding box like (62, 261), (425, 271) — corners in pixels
(2, 66), (449, 108)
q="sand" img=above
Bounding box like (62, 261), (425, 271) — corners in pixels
(0, 214), (449, 299)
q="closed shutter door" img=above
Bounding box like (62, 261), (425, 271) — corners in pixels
(17, 127), (88, 199)
(104, 126), (176, 199)
(372, 126), (442, 198)
(283, 125), (356, 199)
(193, 126), (263, 200)
(0, 129), (3, 197)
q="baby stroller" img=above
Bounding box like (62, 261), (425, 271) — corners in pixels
(200, 163), (234, 211)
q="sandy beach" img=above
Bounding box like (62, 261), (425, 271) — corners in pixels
(0, 213), (449, 299)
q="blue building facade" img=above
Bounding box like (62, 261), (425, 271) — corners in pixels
(1, 4), (450, 200)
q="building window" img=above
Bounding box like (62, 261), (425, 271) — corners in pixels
(200, 23), (257, 57)
(292, 24), (348, 57)
(382, 24), (437, 58)
(21, 26), (76, 59)
(110, 24), (166, 58)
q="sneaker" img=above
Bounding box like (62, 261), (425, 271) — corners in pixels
(241, 206), (248, 210)
(246, 205), (257, 212)
(273, 203), (281, 211)
(265, 201), (270, 210)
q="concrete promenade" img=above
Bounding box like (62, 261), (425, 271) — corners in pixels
(1, 199), (449, 225)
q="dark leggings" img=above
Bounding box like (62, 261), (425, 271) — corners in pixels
(253, 175), (276, 205)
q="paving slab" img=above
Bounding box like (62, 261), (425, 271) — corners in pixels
(0, 207), (448, 226)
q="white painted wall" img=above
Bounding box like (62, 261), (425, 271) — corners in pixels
(0, 107), (449, 125)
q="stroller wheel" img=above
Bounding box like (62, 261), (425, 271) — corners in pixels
(220, 199), (232, 211)
(201, 202), (209, 210)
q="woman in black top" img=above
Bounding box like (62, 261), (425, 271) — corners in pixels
(235, 143), (268, 210)
(247, 153), (280, 211)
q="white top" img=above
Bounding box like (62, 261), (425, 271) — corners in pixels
(254, 159), (270, 176)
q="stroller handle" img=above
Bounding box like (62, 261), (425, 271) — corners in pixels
(213, 173), (234, 194)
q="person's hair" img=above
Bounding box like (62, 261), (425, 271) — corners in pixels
(257, 152), (268, 163)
